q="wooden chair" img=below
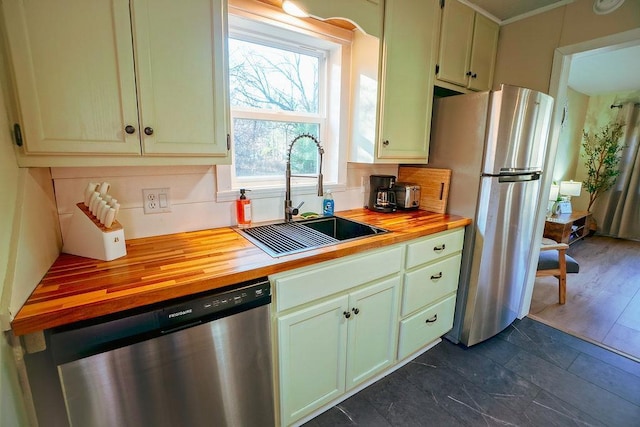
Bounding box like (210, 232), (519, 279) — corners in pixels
(536, 241), (580, 304)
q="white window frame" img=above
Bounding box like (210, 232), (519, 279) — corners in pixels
(217, 0), (352, 202)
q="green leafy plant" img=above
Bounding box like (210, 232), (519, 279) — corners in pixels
(581, 121), (625, 211)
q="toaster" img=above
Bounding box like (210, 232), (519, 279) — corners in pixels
(393, 182), (421, 209)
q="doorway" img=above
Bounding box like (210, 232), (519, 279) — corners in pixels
(528, 28), (640, 361)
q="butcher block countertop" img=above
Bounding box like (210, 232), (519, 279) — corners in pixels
(12, 209), (471, 336)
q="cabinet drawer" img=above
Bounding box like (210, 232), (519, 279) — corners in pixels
(274, 246), (403, 312)
(405, 228), (464, 269)
(397, 295), (456, 360)
(401, 254), (461, 316)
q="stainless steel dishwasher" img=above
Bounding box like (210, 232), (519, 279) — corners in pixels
(46, 277), (274, 427)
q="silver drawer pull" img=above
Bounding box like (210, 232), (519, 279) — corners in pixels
(433, 244), (446, 253)
(430, 272), (443, 280)
(425, 314), (438, 323)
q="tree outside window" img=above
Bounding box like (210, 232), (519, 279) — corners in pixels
(229, 37), (325, 179)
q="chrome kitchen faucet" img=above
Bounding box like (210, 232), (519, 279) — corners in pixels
(284, 133), (324, 222)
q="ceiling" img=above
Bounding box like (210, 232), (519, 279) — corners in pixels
(569, 45), (640, 96)
(464, 0), (569, 22)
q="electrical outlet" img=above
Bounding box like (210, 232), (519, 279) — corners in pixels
(142, 188), (171, 214)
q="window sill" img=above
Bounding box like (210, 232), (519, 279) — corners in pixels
(216, 183), (346, 202)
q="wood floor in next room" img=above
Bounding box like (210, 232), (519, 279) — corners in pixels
(530, 235), (640, 361)
(305, 317), (640, 426)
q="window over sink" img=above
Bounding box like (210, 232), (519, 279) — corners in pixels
(229, 30), (323, 179)
(216, 0), (352, 201)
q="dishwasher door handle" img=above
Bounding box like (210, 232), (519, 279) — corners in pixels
(160, 320), (203, 335)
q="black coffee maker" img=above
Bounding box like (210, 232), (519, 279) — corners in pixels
(368, 175), (397, 213)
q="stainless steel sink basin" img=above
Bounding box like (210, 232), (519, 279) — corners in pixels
(300, 216), (387, 241)
(237, 216), (388, 257)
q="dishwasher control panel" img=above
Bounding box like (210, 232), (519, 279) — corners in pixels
(158, 277), (270, 328)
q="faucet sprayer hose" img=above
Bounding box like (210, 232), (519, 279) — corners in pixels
(285, 133), (325, 221)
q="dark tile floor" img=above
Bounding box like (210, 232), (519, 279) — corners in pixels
(304, 317), (640, 427)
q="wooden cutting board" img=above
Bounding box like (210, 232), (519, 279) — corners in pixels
(398, 166), (451, 214)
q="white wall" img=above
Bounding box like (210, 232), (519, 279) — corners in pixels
(0, 29), (61, 422)
(51, 163), (399, 240)
(0, 99), (27, 427)
(0, 88), (48, 427)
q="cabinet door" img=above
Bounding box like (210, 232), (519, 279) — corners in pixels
(132, 0), (229, 156)
(2, 0), (140, 154)
(377, 0), (438, 162)
(346, 276), (400, 388)
(467, 13), (498, 91)
(436, 0), (474, 87)
(278, 295), (349, 426)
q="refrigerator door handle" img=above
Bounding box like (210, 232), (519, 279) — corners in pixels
(498, 172), (541, 183)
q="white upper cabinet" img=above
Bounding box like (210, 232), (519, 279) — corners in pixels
(2, 0), (230, 166)
(349, 0), (439, 164)
(2, 0), (140, 156)
(466, 13), (499, 91)
(132, 0), (229, 156)
(377, 0), (438, 162)
(436, 0), (498, 92)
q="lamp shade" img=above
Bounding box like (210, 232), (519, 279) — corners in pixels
(549, 184), (560, 201)
(560, 180), (582, 197)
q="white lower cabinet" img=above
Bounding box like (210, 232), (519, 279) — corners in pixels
(346, 278), (400, 388)
(398, 228), (464, 360)
(276, 276), (400, 426)
(401, 254), (461, 317)
(272, 228), (465, 426)
(398, 295), (456, 360)
(277, 295), (349, 425)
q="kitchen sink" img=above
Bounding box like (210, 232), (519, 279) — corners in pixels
(300, 216), (387, 241)
(237, 216), (388, 257)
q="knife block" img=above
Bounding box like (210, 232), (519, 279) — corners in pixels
(62, 203), (126, 261)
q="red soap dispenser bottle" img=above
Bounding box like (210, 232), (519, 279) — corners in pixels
(236, 189), (252, 227)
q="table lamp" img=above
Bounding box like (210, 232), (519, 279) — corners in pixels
(548, 183), (560, 216)
(558, 180), (582, 213)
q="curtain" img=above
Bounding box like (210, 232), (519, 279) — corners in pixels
(592, 102), (640, 240)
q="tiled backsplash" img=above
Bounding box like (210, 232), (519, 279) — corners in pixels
(51, 163), (398, 239)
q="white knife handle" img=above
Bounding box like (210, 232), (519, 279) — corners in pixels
(89, 192), (100, 215)
(98, 201), (109, 224)
(111, 202), (120, 220)
(84, 183), (99, 206)
(104, 208), (116, 228)
(98, 182), (110, 196)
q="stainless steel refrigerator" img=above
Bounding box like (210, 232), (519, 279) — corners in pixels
(429, 84), (554, 347)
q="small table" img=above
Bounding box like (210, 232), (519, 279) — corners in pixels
(544, 211), (592, 246)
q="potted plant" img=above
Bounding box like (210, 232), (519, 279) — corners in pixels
(581, 120), (625, 230)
